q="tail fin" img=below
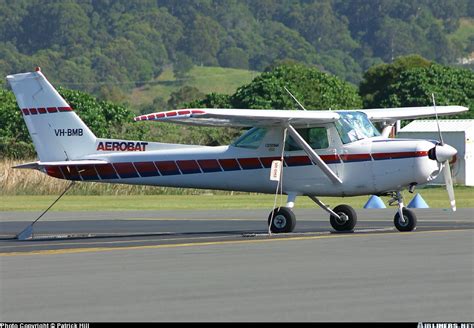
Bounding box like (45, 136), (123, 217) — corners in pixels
(7, 68), (97, 162)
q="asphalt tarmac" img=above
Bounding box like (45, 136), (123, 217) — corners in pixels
(0, 208), (473, 321)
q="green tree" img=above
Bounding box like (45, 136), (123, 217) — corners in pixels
(182, 14), (224, 66)
(359, 55), (433, 108)
(218, 47), (249, 70)
(251, 21), (319, 71)
(232, 63), (362, 110)
(57, 88), (136, 138)
(377, 64), (473, 119)
(19, 0), (92, 56)
(167, 86), (205, 109)
(186, 93), (232, 109)
(0, 89), (35, 158)
(173, 52), (194, 79)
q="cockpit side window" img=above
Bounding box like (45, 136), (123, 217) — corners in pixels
(335, 111), (380, 144)
(285, 127), (329, 151)
(233, 127), (267, 149)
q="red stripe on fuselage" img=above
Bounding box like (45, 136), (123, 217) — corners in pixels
(78, 165), (99, 180)
(284, 156), (312, 166)
(238, 157), (262, 169)
(134, 162), (159, 177)
(45, 166), (65, 179)
(42, 151), (429, 181)
(219, 158), (241, 171)
(372, 151), (428, 160)
(197, 159), (222, 172)
(259, 157), (282, 168)
(95, 164), (118, 179)
(176, 160), (201, 174)
(113, 163), (139, 178)
(339, 153), (371, 162)
(155, 161), (180, 175)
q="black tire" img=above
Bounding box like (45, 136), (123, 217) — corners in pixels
(394, 208), (417, 232)
(330, 204), (357, 232)
(268, 207), (296, 233)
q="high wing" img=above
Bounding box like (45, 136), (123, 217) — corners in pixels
(359, 105), (468, 122)
(134, 106), (468, 128)
(134, 108), (340, 128)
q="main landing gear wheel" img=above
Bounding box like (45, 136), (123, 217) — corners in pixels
(330, 204), (357, 232)
(268, 207), (296, 233)
(394, 208), (417, 232)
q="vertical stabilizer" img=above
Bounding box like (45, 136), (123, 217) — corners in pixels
(7, 69), (97, 161)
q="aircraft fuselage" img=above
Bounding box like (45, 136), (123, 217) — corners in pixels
(43, 127), (440, 197)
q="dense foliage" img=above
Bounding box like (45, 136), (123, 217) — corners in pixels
(0, 0), (472, 94)
(231, 64), (362, 110)
(359, 55), (474, 119)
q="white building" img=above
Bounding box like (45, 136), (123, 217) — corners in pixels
(397, 120), (474, 186)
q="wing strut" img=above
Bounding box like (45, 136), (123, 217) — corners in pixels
(287, 125), (343, 184)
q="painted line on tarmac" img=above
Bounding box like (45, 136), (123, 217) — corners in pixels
(0, 228), (472, 257)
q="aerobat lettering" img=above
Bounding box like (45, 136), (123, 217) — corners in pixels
(54, 128), (83, 136)
(96, 141), (148, 151)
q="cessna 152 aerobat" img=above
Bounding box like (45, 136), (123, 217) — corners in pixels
(7, 69), (468, 233)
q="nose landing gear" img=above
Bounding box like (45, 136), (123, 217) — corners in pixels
(394, 208), (417, 232)
(389, 191), (417, 232)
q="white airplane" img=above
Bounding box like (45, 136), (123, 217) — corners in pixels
(7, 68), (468, 233)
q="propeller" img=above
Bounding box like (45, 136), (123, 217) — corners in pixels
(430, 94), (456, 211)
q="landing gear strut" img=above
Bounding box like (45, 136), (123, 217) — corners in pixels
(308, 196), (357, 232)
(389, 191), (417, 232)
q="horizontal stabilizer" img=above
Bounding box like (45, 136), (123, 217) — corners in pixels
(13, 160), (109, 169)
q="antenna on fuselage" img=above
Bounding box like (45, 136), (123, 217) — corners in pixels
(284, 86), (307, 111)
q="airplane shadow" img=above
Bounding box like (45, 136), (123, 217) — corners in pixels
(0, 229), (279, 242)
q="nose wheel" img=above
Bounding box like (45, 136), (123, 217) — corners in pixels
(268, 207), (296, 233)
(390, 191), (417, 232)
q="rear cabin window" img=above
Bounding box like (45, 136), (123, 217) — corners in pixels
(285, 127), (329, 151)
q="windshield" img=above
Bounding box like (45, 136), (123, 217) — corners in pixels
(335, 111), (380, 144)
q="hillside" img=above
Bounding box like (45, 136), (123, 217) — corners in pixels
(1, 0), (472, 101)
(128, 66), (259, 109)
